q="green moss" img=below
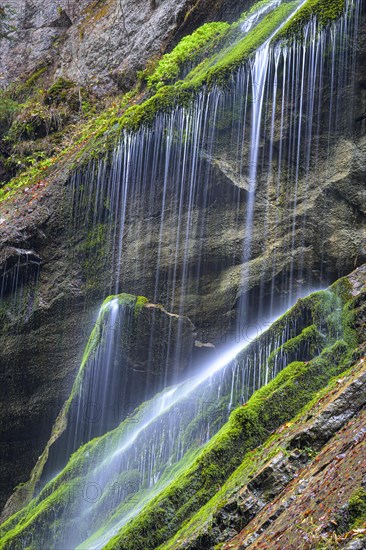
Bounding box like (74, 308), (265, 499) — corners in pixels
(103, 343), (354, 550)
(275, 0), (346, 41)
(189, 2), (299, 87)
(135, 295), (149, 316)
(146, 23), (230, 92)
(97, 283), (359, 550)
(0, 0), (353, 205)
(267, 324), (325, 376)
(23, 67), (47, 91)
(76, 293), (149, 378)
(0, 98), (20, 134)
(160, 353), (364, 550)
(348, 488), (366, 529)
(45, 77), (75, 105)
(105, 327), (356, 550)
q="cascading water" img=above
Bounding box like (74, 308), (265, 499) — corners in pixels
(1, 284), (343, 550)
(0, 0), (363, 548)
(68, 0), (361, 344)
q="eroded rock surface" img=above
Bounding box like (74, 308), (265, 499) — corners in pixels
(0, 0), (252, 93)
(173, 354), (366, 550)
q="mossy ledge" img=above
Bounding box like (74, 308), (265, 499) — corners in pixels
(275, 0), (348, 41)
(1, 273), (364, 549)
(100, 281), (363, 550)
(0, 293), (149, 521)
(0, 0), (353, 205)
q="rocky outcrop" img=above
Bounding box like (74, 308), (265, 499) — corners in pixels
(0, 0), (252, 94)
(0, 293), (196, 521)
(170, 354), (366, 549)
(221, 368), (366, 550)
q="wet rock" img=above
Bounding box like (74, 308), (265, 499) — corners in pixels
(0, 247), (41, 295)
(247, 452), (296, 500)
(289, 371), (366, 450)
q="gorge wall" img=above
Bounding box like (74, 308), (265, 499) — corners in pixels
(0, 0), (365, 547)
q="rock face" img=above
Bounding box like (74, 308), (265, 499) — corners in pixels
(221, 368), (366, 550)
(0, 0), (365, 527)
(0, 294), (196, 521)
(171, 353), (366, 550)
(0, 0), (252, 93)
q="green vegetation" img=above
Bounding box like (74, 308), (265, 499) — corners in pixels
(275, 0), (346, 41)
(0, 69), (97, 196)
(335, 488), (366, 535)
(186, 2), (298, 87)
(159, 353), (364, 550)
(68, 293), (150, 398)
(146, 23), (230, 92)
(0, 276), (363, 549)
(267, 324), (325, 376)
(105, 346), (356, 550)
(347, 488), (366, 529)
(1, 0), (351, 205)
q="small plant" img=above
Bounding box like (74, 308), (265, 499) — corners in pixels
(348, 488), (366, 529)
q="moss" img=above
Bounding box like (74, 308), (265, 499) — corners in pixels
(160, 354), (364, 550)
(0, 0), (354, 205)
(45, 77), (75, 105)
(146, 23), (230, 92)
(103, 344), (354, 550)
(267, 324), (325, 377)
(135, 296), (149, 316)
(0, 97), (20, 134)
(335, 488), (366, 535)
(96, 284), (359, 550)
(75, 293), (149, 379)
(23, 67), (47, 92)
(191, 2), (299, 87)
(348, 488), (366, 529)
(6, 99), (69, 142)
(275, 0), (346, 42)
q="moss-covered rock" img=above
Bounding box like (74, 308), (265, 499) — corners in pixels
(275, 0), (347, 41)
(1, 268), (364, 549)
(0, 293), (196, 522)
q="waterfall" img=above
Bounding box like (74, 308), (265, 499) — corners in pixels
(0, 0), (362, 548)
(0, 284), (343, 550)
(68, 0), (361, 341)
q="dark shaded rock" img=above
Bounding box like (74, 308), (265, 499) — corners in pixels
(0, 247), (41, 295)
(247, 452), (296, 500)
(48, 9), (72, 29)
